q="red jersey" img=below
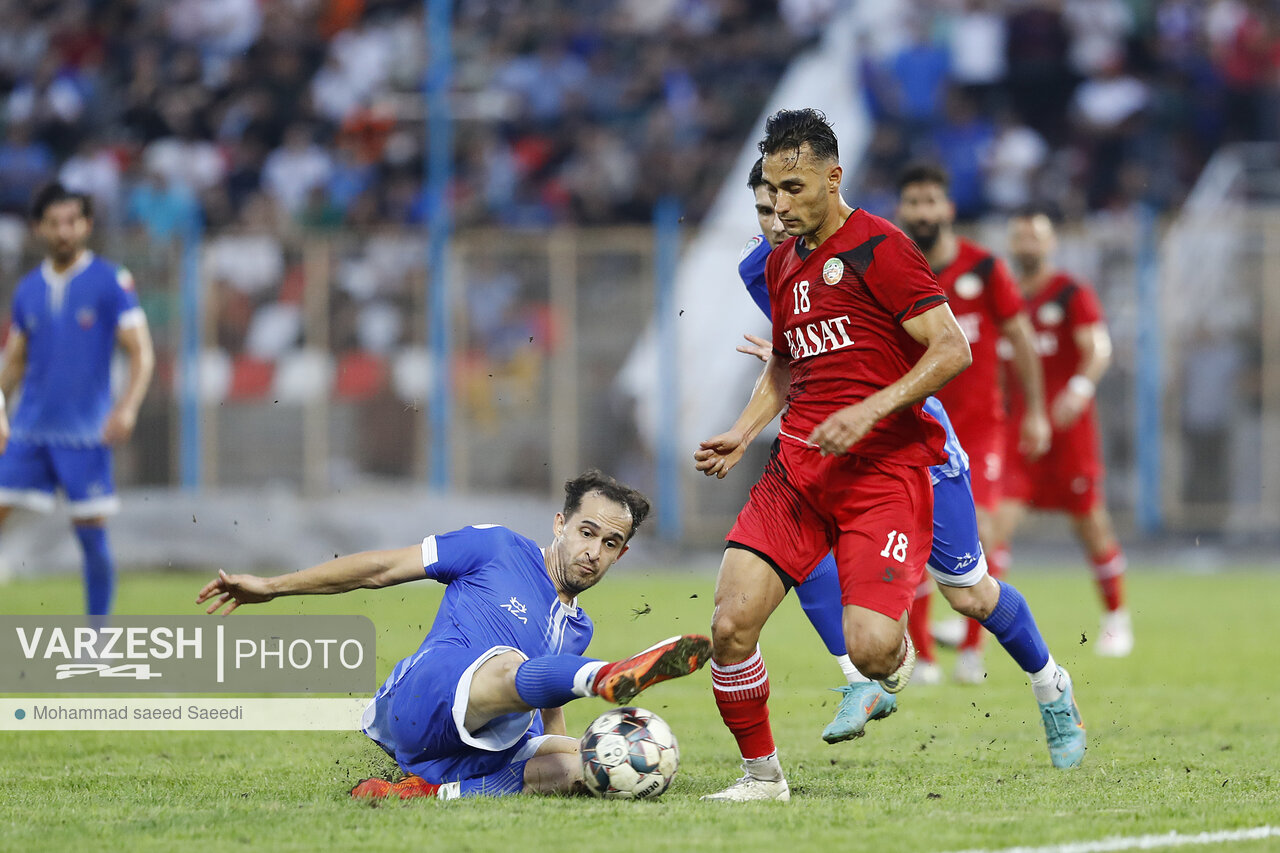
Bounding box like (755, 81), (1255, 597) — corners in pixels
(931, 237), (1024, 442)
(766, 208), (949, 467)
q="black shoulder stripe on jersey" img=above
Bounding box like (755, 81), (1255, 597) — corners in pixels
(973, 254), (995, 279)
(894, 293), (948, 324)
(835, 234), (888, 277)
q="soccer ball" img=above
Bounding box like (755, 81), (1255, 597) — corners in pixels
(579, 706), (679, 800)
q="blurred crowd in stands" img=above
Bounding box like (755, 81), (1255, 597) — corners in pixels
(857, 0), (1280, 221)
(2, 0), (1277, 234)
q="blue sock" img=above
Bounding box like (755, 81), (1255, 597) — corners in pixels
(981, 581), (1050, 674)
(514, 654), (599, 708)
(460, 762), (526, 797)
(74, 525), (114, 626)
(794, 553), (846, 657)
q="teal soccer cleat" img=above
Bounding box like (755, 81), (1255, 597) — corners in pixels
(1039, 667), (1086, 768)
(822, 682), (898, 743)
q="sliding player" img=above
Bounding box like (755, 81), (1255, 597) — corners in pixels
(198, 470), (712, 799)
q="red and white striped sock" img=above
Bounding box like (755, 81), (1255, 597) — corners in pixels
(1091, 546), (1127, 612)
(711, 646), (774, 761)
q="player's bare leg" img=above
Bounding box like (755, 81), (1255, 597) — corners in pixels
(843, 605), (914, 692)
(704, 548), (790, 801)
(1071, 504), (1131, 656)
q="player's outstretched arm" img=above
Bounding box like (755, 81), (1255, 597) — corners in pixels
(695, 354), (790, 478)
(1001, 313), (1051, 458)
(809, 304), (972, 455)
(197, 545), (425, 615)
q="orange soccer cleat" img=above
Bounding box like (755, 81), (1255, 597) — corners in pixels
(350, 774), (441, 800)
(592, 634), (713, 704)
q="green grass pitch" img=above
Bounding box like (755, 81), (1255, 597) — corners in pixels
(1, 564), (1277, 852)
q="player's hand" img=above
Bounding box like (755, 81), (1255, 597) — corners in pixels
(1019, 408), (1052, 459)
(1050, 388), (1088, 429)
(695, 429), (748, 479)
(103, 406), (138, 445)
(808, 402), (877, 456)
(197, 569), (275, 615)
(0, 409), (9, 455)
(735, 333), (772, 363)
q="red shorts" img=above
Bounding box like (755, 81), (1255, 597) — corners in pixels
(956, 425), (1005, 512)
(726, 438), (934, 620)
(1004, 416), (1103, 515)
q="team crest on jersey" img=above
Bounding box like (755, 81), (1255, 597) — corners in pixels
(1037, 302), (1065, 326)
(740, 235), (764, 261)
(954, 272), (983, 300)
(76, 307), (96, 329)
(822, 258), (844, 285)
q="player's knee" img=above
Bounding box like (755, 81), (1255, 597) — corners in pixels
(941, 579), (996, 621)
(710, 604), (761, 661)
(844, 627), (903, 679)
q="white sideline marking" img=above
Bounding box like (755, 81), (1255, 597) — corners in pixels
(944, 826), (1280, 853)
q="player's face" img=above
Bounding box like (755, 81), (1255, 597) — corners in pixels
(761, 144), (840, 240)
(36, 199), (92, 265)
(550, 491), (633, 596)
(897, 182), (953, 251)
(753, 185), (788, 249)
(1008, 215), (1056, 276)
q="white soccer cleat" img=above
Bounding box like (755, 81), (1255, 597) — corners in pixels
(930, 617), (966, 648)
(701, 773), (791, 802)
(1096, 609), (1133, 657)
(878, 632), (916, 694)
(953, 650), (987, 684)
(912, 659), (944, 686)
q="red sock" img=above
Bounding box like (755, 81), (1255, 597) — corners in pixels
(908, 583), (935, 663)
(1090, 546), (1126, 611)
(961, 548), (1004, 652)
(711, 648), (774, 761)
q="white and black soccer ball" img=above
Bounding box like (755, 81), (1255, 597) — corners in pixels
(579, 706), (679, 800)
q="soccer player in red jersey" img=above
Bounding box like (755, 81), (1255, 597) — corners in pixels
(994, 208), (1132, 657)
(694, 110), (972, 801)
(896, 164), (1051, 685)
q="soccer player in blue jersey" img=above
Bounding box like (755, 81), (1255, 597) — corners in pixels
(197, 470), (712, 800)
(733, 160), (1084, 770)
(0, 183), (154, 628)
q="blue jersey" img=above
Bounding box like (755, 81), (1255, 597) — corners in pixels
(415, 524), (593, 658)
(9, 252), (143, 446)
(737, 234), (966, 484)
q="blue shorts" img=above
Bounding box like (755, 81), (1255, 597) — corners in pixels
(0, 439), (119, 519)
(360, 644), (551, 787)
(925, 471), (988, 588)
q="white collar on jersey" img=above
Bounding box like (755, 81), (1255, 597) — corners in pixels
(40, 250), (95, 315)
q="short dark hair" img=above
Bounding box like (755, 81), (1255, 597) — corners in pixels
(758, 108), (839, 165)
(563, 469), (652, 541)
(897, 163), (950, 194)
(747, 157), (764, 190)
(30, 183), (92, 222)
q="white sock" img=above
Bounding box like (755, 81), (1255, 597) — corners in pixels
(743, 751), (784, 782)
(573, 661), (607, 698)
(1029, 655), (1064, 704)
(836, 654), (870, 684)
